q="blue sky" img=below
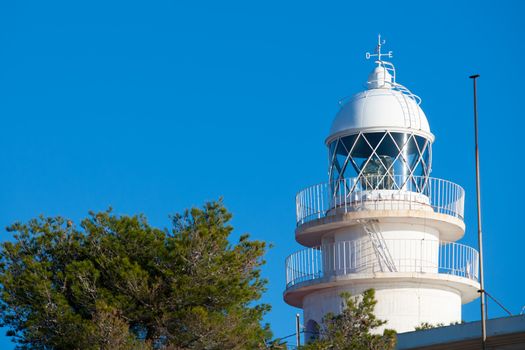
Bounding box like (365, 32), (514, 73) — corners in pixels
(0, 0), (523, 347)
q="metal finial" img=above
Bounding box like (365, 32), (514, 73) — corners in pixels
(365, 34), (393, 63)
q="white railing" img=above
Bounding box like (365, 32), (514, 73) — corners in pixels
(296, 176), (465, 226)
(285, 239), (479, 289)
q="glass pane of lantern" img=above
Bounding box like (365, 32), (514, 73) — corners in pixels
(346, 134), (370, 178)
(405, 136), (420, 174)
(328, 140), (340, 183)
(335, 142), (348, 176)
(411, 136), (431, 177)
(350, 133), (373, 159)
(340, 134), (357, 154)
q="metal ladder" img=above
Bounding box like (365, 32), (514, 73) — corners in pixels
(359, 219), (397, 272)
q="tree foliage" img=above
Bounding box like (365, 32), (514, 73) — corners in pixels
(414, 322), (445, 331)
(303, 289), (396, 350)
(0, 201), (275, 349)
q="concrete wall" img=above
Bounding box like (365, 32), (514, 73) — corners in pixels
(303, 283), (461, 335)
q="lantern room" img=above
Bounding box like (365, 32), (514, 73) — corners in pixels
(327, 62), (434, 194)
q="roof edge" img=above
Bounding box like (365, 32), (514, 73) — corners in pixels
(325, 127), (436, 146)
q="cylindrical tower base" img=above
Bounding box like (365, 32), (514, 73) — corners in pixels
(303, 283), (461, 335)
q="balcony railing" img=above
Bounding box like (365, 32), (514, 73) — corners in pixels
(296, 176), (465, 226)
(285, 239), (479, 289)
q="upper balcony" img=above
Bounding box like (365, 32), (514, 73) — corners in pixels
(295, 176), (466, 245)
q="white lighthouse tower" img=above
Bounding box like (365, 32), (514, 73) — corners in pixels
(284, 36), (480, 337)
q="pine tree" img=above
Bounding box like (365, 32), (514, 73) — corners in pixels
(0, 201), (275, 349)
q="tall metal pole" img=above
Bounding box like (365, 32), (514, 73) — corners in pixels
(470, 74), (487, 350)
(295, 313), (301, 348)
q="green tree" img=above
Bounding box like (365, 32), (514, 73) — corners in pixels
(303, 289), (396, 350)
(414, 322), (445, 331)
(0, 201), (275, 349)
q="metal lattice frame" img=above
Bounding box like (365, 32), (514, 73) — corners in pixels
(329, 131), (432, 196)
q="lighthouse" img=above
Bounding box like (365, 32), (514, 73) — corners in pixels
(283, 36), (480, 336)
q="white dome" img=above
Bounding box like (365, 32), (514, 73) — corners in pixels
(327, 73), (434, 144)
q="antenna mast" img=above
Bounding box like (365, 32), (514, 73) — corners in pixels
(470, 73), (487, 350)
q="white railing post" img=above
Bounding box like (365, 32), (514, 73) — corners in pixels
(344, 179), (348, 213)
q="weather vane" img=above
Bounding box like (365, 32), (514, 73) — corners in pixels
(365, 34), (393, 62)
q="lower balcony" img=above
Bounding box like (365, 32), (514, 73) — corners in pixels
(285, 239), (479, 289)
